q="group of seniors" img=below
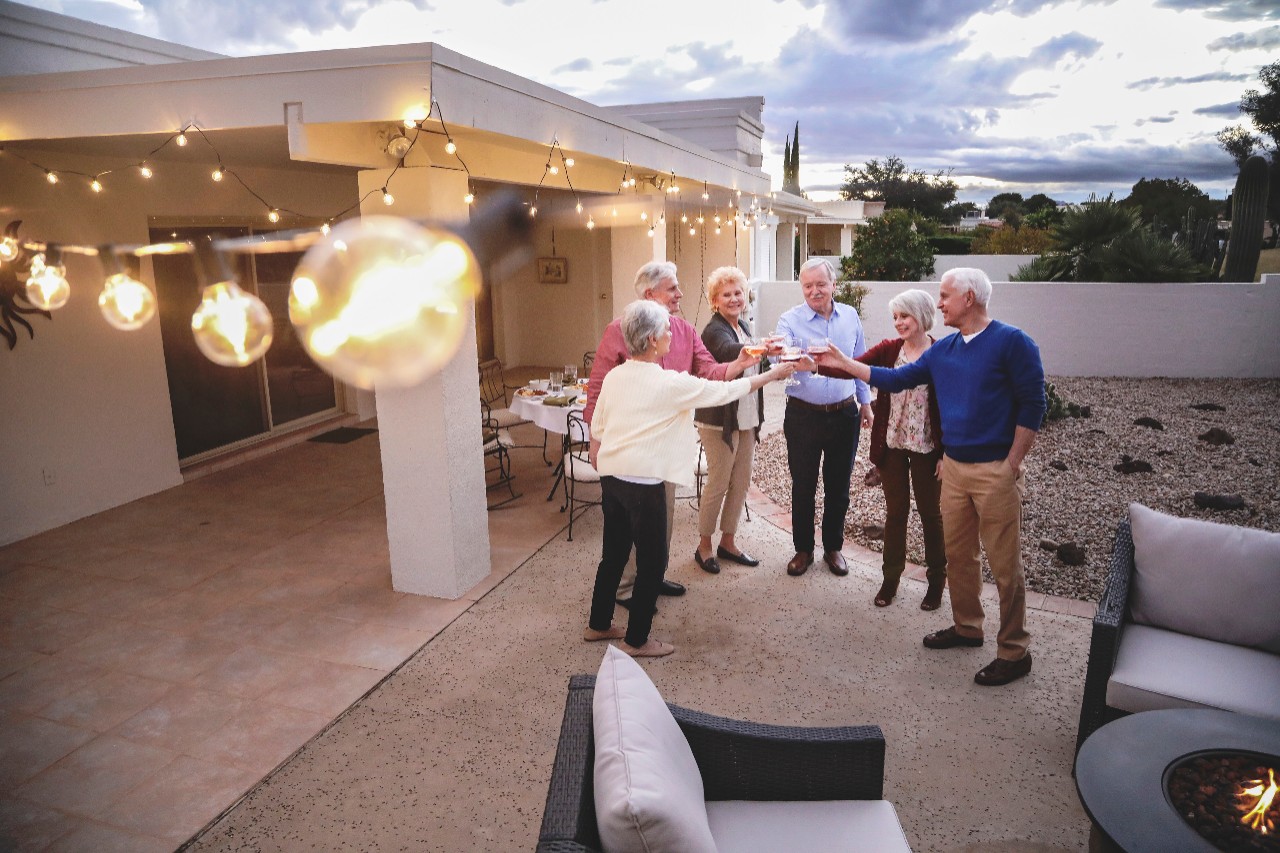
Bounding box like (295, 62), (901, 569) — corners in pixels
(581, 259), (1045, 686)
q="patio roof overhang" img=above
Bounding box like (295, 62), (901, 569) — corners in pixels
(0, 42), (772, 204)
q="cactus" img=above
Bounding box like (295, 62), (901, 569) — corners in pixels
(1179, 206), (1225, 278)
(1221, 155), (1270, 282)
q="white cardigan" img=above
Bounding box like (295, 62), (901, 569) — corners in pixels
(593, 360), (752, 488)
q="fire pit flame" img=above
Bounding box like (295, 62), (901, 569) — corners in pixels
(1241, 767), (1278, 834)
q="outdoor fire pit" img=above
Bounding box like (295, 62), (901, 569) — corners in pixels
(1075, 709), (1280, 852)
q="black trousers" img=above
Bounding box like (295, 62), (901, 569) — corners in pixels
(784, 400), (861, 554)
(589, 476), (668, 648)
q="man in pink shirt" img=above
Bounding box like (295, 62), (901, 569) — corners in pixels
(585, 261), (756, 605)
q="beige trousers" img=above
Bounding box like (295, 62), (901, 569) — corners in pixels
(616, 480), (676, 599)
(696, 426), (756, 539)
(939, 456), (1030, 661)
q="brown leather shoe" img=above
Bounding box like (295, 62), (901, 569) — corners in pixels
(786, 552), (813, 576)
(974, 653), (1032, 686)
(823, 550), (849, 576)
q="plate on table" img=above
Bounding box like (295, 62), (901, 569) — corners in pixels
(515, 388), (549, 398)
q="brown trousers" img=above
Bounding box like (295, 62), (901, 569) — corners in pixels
(879, 447), (946, 584)
(940, 456), (1030, 661)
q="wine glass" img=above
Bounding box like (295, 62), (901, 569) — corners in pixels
(779, 336), (803, 388)
(742, 337), (767, 360)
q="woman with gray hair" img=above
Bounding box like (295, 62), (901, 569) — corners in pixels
(823, 288), (948, 609)
(585, 300), (801, 656)
(693, 266), (767, 574)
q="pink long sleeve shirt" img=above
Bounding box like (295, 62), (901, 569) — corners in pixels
(583, 313), (730, 426)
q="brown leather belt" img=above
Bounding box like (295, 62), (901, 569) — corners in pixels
(787, 394), (857, 413)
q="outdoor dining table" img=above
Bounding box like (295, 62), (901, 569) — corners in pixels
(509, 390), (588, 501)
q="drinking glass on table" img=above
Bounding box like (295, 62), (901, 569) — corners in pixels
(563, 364), (578, 385)
(549, 370), (563, 393)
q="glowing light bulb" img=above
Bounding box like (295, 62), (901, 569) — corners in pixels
(464, 192), (475, 205)
(681, 214), (688, 223)
(321, 222), (331, 235)
(640, 212), (648, 221)
(212, 168), (224, 182)
(735, 189), (742, 197)
(647, 226), (655, 238)
(529, 206), (538, 218)
(689, 227), (695, 236)
(576, 202), (583, 214)
(382, 189), (395, 206)
(91, 178), (103, 193)
(702, 192), (710, 201)
(268, 209), (281, 223)
(444, 139), (457, 155)
(715, 226), (722, 235)
(564, 158), (574, 167)
(139, 164), (153, 178)
(629, 177), (637, 187)
(697, 216), (704, 224)
(99, 272), (157, 330)
(46, 171), (59, 184)
(176, 131), (188, 146)
(0, 236), (19, 263)
(586, 217), (595, 230)
(714, 214), (721, 224)
(191, 280), (273, 366)
(288, 216), (481, 389)
(402, 106), (428, 129)
(611, 208), (618, 217)
(549, 165), (559, 175)
(25, 253), (70, 310)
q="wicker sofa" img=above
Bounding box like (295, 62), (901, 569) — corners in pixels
(1075, 506), (1280, 756)
(538, 673), (909, 852)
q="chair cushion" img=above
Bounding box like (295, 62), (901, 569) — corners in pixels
(1107, 624), (1280, 719)
(705, 800), (911, 853)
(565, 453), (601, 483)
(592, 646), (716, 853)
(1128, 502), (1280, 652)
(488, 407), (528, 429)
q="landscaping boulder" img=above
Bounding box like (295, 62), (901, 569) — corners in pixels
(1056, 542), (1086, 566)
(1190, 402), (1226, 411)
(1198, 428), (1234, 446)
(1114, 455), (1153, 474)
(1134, 417), (1164, 430)
(1193, 492), (1246, 511)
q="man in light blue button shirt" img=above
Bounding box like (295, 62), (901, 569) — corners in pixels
(775, 258), (873, 577)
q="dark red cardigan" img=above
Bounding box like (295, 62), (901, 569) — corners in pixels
(820, 337), (943, 467)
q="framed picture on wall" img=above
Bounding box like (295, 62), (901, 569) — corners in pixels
(537, 257), (568, 284)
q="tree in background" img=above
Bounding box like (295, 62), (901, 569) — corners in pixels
(782, 123), (802, 195)
(1024, 193), (1058, 215)
(841, 209), (935, 281)
(986, 192), (1024, 220)
(840, 155), (958, 220)
(1217, 60), (1280, 237)
(941, 200), (978, 224)
(1118, 177), (1219, 237)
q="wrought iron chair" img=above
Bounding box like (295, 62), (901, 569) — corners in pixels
(561, 411), (600, 541)
(537, 675), (896, 853)
(582, 350), (595, 375)
(481, 402), (520, 509)
(479, 357), (552, 461)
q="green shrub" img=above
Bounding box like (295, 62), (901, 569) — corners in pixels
(833, 280), (870, 318)
(927, 234), (973, 255)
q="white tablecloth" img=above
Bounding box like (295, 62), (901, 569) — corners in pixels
(510, 394), (588, 438)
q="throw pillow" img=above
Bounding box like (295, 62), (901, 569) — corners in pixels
(592, 645), (716, 853)
(1128, 502), (1280, 652)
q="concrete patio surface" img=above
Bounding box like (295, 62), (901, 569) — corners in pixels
(1, 381), (1097, 852)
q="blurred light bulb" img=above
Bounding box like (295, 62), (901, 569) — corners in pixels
(629, 177), (636, 187)
(681, 214), (687, 223)
(0, 236), (19, 262)
(576, 202), (583, 214)
(735, 189), (742, 197)
(548, 165), (559, 176)
(191, 280), (273, 366)
(99, 272), (157, 330)
(529, 206), (538, 217)
(586, 217), (595, 230)
(139, 164), (153, 178)
(697, 216), (704, 224)
(288, 216), (481, 389)
(564, 158), (574, 167)
(402, 105), (428, 129)
(715, 226), (722, 235)
(268, 209), (281, 223)
(611, 208), (618, 218)
(714, 214), (721, 223)
(90, 178), (103, 193)
(702, 192), (710, 201)
(444, 139), (457, 155)
(464, 192), (475, 205)
(321, 222), (331, 235)
(382, 189), (395, 206)
(689, 227), (695, 236)
(46, 171), (58, 184)
(212, 168), (224, 182)
(25, 254), (70, 310)
(647, 226), (655, 238)
(176, 131), (188, 146)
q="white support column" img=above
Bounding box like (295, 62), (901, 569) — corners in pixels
(840, 225), (854, 257)
(357, 167), (491, 598)
(775, 221), (797, 281)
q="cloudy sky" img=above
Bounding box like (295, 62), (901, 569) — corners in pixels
(22, 0), (1278, 203)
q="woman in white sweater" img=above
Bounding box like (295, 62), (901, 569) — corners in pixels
(584, 300), (801, 657)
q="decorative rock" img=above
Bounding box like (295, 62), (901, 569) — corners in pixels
(1193, 492), (1245, 511)
(862, 524), (884, 540)
(1056, 542), (1086, 566)
(1049, 460), (1068, 471)
(1190, 403), (1226, 411)
(1078, 405), (1092, 418)
(1114, 455), (1153, 474)
(1134, 417), (1164, 430)
(1039, 538), (1059, 552)
(1156, 450), (1173, 456)
(1198, 428), (1234, 446)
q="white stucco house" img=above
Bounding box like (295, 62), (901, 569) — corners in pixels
(0, 1), (798, 597)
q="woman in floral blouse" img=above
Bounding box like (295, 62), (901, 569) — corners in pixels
(854, 290), (947, 609)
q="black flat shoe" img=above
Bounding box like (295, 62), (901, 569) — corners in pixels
(659, 579), (686, 596)
(693, 550), (721, 574)
(716, 546), (760, 567)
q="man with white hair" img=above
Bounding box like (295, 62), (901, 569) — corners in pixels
(815, 268), (1045, 686)
(584, 261), (756, 605)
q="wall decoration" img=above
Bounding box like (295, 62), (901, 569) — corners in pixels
(537, 256), (568, 284)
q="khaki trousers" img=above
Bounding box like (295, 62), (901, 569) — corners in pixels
(616, 480), (676, 599)
(696, 426), (756, 539)
(940, 456), (1030, 661)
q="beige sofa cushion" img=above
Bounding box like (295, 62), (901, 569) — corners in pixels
(706, 800), (912, 853)
(1128, 503), (1280, 653)
(592, 646), (716, 853)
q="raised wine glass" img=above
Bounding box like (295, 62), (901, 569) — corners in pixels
(779, 336), (804, 388)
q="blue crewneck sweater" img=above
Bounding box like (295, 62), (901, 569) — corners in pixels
(868, 320), (1046, 463)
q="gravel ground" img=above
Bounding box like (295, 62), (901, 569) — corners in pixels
(753, 377), (1280, 602)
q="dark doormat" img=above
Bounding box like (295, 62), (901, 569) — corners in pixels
(309, 427), (378, 444)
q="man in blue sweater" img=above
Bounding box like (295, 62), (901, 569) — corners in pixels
(817, 268), (1045, 686)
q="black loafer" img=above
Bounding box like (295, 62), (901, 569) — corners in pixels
(694, 550), (721, 574)
(974, 653), (1032, 686)
(923, 626), (983, 649)
(716, 546), (760, 567)
(659, 579), (686, 596)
